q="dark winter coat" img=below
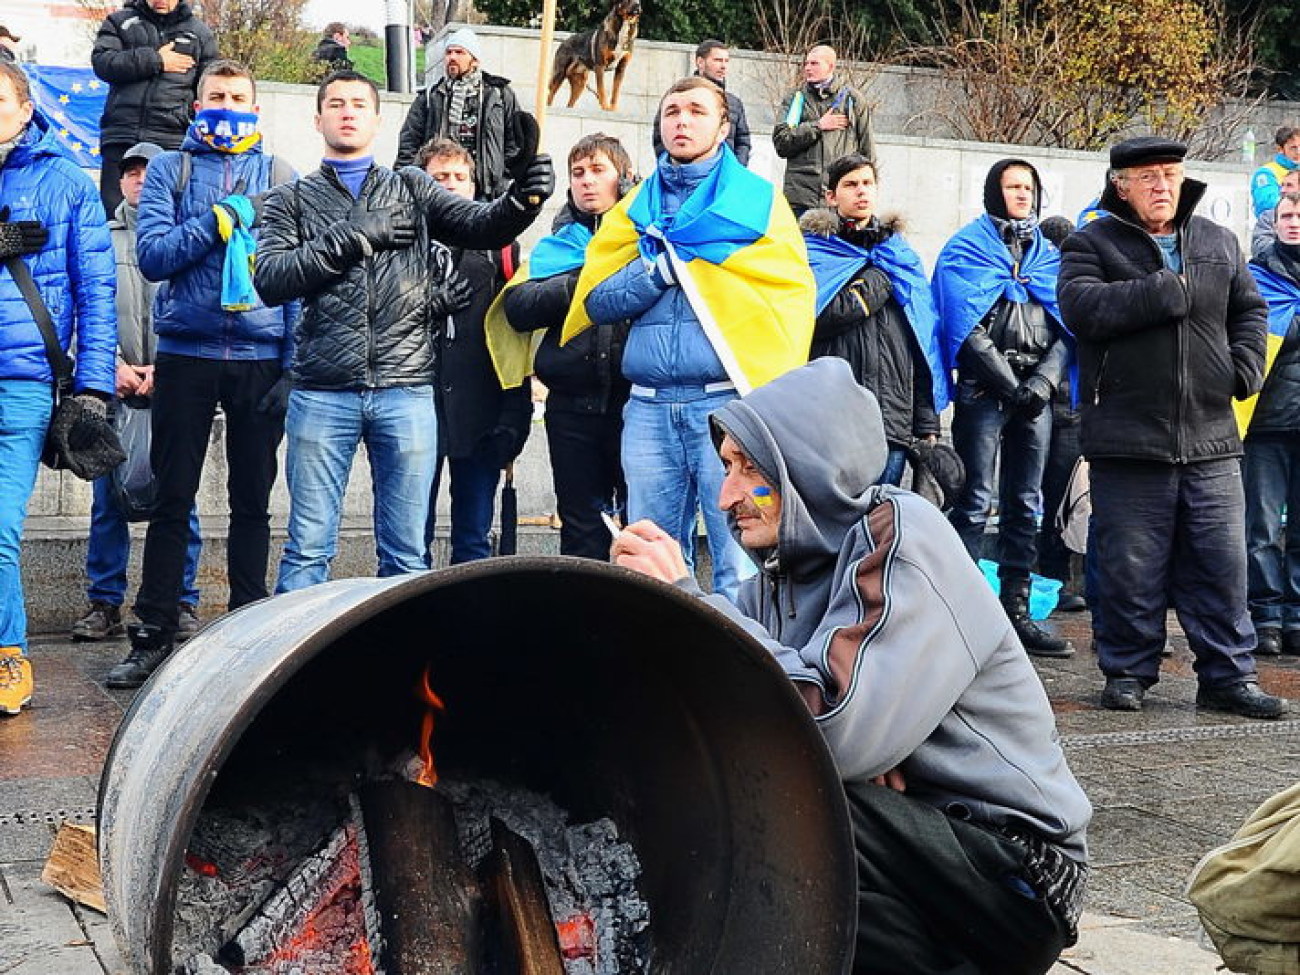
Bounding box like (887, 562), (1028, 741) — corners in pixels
(434, 242), (531, 461)
(1058, 178), (1268, 463)
(393, 71), (522, 199)
(1247, 242), (1300, 436)
(502, 201), (631, 415)
(91, 0), (218, 149)
(801, 209), (938, 445)
(773, 77), (875, 212)
(254, 163), (539, 391)
(311, 37), (352, 70)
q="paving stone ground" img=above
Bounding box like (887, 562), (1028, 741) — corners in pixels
(2, 604), (1293, 973)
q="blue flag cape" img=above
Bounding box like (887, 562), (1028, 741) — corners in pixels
(529, 220), (592, 280)
(805, 230), (952, 412)
(932, 215), (1066, 374)
(1237, 263), (1300, 436)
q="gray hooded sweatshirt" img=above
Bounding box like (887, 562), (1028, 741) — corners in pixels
(693, 357), (1091, 859)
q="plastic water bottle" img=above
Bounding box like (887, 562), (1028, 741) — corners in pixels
(1243, 128), (1257, 165)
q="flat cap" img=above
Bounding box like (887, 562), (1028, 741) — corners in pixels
(1110, 136), (1187, 170)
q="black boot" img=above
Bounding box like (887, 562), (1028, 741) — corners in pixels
(106, 623), (174, 690)
(1000, 575), (1075, 658)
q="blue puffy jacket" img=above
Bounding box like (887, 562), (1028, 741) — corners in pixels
(585, 151), (727, 389)
(136, 131), (296, 363)
(0, 110), (115, 395)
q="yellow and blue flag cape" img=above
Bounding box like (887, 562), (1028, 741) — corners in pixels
(561, 146), (815, 391)
(23, 66), (106, 169)
(805, 230), (952, 412)
(484, 220), (592, 388)
(932, 215), (1067, 375)
(1236, 263), (1300, 436)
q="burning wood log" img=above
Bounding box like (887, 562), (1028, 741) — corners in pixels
(483, 817), (566, 975)
(360, 779), (483, 975)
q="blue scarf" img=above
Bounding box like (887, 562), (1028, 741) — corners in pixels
(932, 214), (1065, 374)
(212, 195), (257, 311)
(529, 220), (592, 279)
(805, 229), (951, 411)
(189, 108), (262, 154)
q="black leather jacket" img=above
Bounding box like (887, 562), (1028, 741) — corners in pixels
(255, 163), (539, 391)
(394, 72), (522, 199)
(1059, 179), (1267, 463)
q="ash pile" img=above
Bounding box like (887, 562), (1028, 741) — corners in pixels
(172, 774), (649, 975)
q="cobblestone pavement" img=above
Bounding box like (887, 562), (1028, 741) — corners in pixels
(2, 604), (1294, 973)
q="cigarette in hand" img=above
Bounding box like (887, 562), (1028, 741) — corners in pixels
(600, 510), (622, 539)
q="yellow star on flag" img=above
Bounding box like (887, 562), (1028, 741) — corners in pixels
(71, 141), (83, 151)
(71, 83), (83, 93)
(88, 80), (101, 89)
(59, 94), (69, 104)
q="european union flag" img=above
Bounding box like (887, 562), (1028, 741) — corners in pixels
(23, 65), (106, 169)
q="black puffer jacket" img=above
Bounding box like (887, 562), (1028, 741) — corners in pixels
(394, 72), (522, 199)
(1246, 242), (1300, 436)
(91, 0), (217, 148)
(502, 201), (631, 415)
(800, 209), (938, 445)
(255, 163), (540, 391)
(1059, 178), (1267, 463)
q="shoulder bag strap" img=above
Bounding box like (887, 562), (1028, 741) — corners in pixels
(5, 256), (73, 394)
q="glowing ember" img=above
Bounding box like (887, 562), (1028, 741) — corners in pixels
(415, 666), (446, 788)
(557, 912), (597, 961)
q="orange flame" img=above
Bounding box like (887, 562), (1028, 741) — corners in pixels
(415, 665), (446, 788)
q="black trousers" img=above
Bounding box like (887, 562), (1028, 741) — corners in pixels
(1035, 408), (1080, 583)
(134, 355), (283, 636)
(545, 408), (625, 560)
(848, 783), (1071, 975)
(99, 142), (129, 217)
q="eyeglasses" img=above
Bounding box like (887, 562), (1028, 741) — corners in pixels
(1122, 167), (1184, 189)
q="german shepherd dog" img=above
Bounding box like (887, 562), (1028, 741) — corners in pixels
(547, 0), (641, 112)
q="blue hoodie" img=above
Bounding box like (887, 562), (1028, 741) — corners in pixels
(136, 128), (297, 363)
(0, 110), (115, 395)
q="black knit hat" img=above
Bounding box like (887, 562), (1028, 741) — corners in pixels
(983, 158), (1042, 219)
(1109, 136), (1186, 170)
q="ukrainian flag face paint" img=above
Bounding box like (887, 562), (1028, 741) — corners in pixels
(718, 435), (781, 550)
(751, 486), (775, 508)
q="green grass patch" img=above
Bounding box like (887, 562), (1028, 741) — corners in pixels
(351, 41), (427, 87)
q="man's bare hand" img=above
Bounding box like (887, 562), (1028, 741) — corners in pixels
(159, 42), (195, 73)
(817, 112), (849, 132)
(869, 767), (906, 792)
(115, 362), (140, 397)
(611, 519), (689, 584)
(134, 364), (155, 397)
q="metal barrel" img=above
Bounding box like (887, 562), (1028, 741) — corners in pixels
(98, 557), (856, 974)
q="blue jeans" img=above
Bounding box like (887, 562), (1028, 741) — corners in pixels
(879, 447), (907, 487)
(0, 380), (53, 650)
(948, 382), (1050, 572)
(621, 390), (749, 601)
(87, 474), (202, 606)
(277, 386), (438, 593)
(427, 441), (501, 565)
(1091, 458), (1256, 688)
(1244, 434), (1300, 631)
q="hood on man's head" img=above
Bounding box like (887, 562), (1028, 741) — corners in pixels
(444, 27), (483, 62)
(709, 358), (887, 576)
(983, 157), (1042, 220)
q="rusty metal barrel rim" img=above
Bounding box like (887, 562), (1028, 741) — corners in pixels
(98, 557), (857, 974)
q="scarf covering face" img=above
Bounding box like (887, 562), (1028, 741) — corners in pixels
(190, 109), (261, 154)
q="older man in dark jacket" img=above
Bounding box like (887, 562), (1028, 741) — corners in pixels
(1058, 136), (1284, 719)
(91, 0), (217, 214)
(255, 71), (552, 592)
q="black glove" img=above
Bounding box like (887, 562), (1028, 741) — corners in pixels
(508, 154), (556, 210)
(429, 273), (475, 319)
(257, 374), (293, 417)
(49, 393), (126, 481)
(506, 111), (541, 186)
(0, 205), (49, 260)
(352, 205), (417, 253)
(1009, 379), (1051, 418)
(486, 424), (526, 469)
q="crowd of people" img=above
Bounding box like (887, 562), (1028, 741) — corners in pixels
(3, 13), (1300, 969)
